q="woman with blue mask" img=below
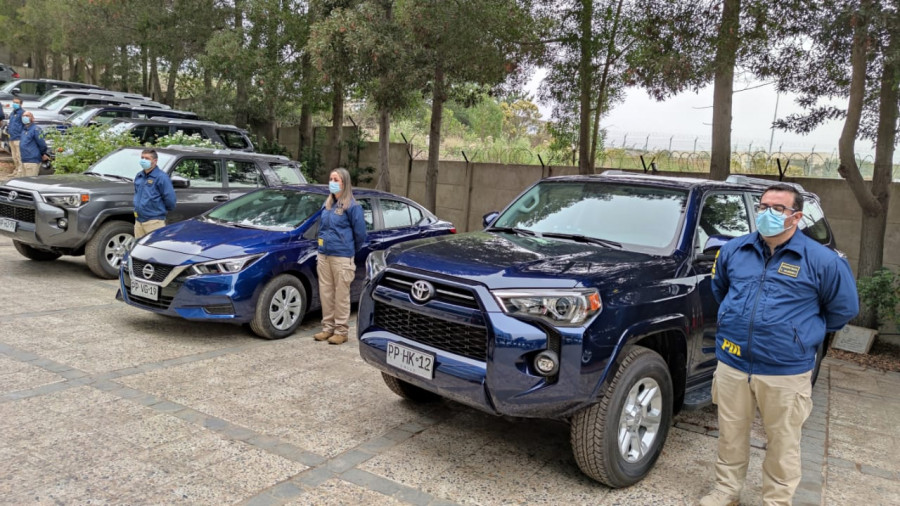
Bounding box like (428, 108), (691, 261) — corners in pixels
(314, 168), (367, 345)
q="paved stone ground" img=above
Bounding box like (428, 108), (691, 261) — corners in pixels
(0, 236), (898, 505)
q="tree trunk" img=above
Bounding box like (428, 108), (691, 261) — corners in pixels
(426, 64), (445, 212)
(709, 0), (740, 181)
(234, 0), (250, 128)
(589, 0), (624, 172)
(51, 53), (63, 80)
(299, 101), (313, 160)
(149, 53), (162, 102)
(120, 45), (130, 91)
(377, 107), (391, 192)
(165, 57), (180, 106)
(325, 83), (345, 177)
(141, 45), (149, 96)
(577, 0), (593, 174)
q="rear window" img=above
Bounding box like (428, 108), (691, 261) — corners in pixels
(216, 129), (250, 149)
(800, 199), (832, 245)
(268, 162), (307, 185)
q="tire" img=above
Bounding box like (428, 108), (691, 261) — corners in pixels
(13, 240), (61, 261)
(381, 373), (441, 403)
(570, 347), (673, 488)
(249, 274), (307, 340)
(85, 220), (134, 279)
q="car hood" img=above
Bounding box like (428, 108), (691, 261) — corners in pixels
(385, 231), (675, 290)
(5, 174), (132, 193)
(137, 218), (294, 261)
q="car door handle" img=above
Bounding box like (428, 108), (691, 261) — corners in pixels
(213, 195), (229, 202)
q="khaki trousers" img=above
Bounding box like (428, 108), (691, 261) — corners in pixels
(22, 162), (40, 177)
(10, 140), (22, 175)
(711, 361), (813, 506)
(134, 219), (166, 238)
(317, 254), (355, 336)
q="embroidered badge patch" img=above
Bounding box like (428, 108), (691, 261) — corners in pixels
(777, 262), (800, 278)
(318, 238), (323, 246)
(721, 338), (741, 357)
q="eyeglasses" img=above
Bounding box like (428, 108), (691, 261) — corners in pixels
(755, 203), (797, 214)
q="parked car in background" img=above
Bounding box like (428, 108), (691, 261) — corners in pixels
(0, 78), (101, 107)
(0, 63), (20, 84)
(21, 88), (155, 110)
(31, 94), (169, 123)
(118, 186), (455, 339)
(106, 118), (254, 151)
(0, 146), (306, 278)
(356, 172), (840, 488)
(65, 104), (200, 127)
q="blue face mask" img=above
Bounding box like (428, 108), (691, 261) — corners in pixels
(139, 159), (152, 170)
(328, 181), (342, 194)
(12, 103), (20, 110)
(756, 209), (791, 237)
(22, 116), (31, 125)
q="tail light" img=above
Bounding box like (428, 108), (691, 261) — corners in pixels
(449, 227), (457, 234)
(12, 72), (19, 78)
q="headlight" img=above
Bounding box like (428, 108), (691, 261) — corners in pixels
(493, 288), (602, 327)
(44, 193), (89, 208)
(366, 249), (387, 280)
(191, 254), (262, 275)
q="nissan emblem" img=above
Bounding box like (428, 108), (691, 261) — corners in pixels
(142, 263), (155, 280)
(410, 280), (435, 303)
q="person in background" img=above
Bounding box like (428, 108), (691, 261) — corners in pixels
(700, 184), (858, 506)
(8, 97), (24, 176)
(19, 111), (49, 177)
(314, 168), (367, 345)
(133, 149), (175, 238)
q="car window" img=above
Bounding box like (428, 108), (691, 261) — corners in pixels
(216, 129), (250, 149)
(141, 126), (171, 144)
(172, 158), (222, 188)
(381, 199), (416, 228)
(696, 193), (751, 252)
(226, 160), (261, 188)
(16, 82), (42, 95)
(268, 162), (306, 185)
(800, 198), (832, 245)
(358, 199), (375, 231)
(177, 126), (208, 139)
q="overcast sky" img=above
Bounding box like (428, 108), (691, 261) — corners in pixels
(527, 69), (882, 161)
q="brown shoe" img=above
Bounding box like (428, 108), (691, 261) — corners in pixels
(327, 334), (348, 345)
(698, 489), (739, 506)
(313, 330), (333, 341)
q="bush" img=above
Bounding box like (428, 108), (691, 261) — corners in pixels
(43, 126), (138, 174)
(154, 132), (218, 149)
(857, 268), (900, 327)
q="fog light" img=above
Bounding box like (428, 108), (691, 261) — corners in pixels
(534, 350), (559, 376)
(57, 218), (68, 229)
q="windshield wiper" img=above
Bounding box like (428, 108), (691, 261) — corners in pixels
(91, 173), (132, 182)
(487, 226), (542, 238)
(541, 232), (622, 248)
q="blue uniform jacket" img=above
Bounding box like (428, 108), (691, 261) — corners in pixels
(8, 109), (24, 141)
(19, 125), (47, 163)
(711, 230), (858, 376)
(133, 166), (176, 222)
(317, 198), (367, 258)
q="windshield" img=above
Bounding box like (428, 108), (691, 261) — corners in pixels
(89, 148), (175, 179)
(37, 90), (63, 106)
(66, 108), (96, 125)
(493, 181), (689, 251)
(42, 96), (69, 111)
(0, 81), (19, 93)
(206, 189), (325, 230)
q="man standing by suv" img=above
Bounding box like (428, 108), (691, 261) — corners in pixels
(19, 111), (49, 177)
(701, 184), (858, 506)
(7, 97), (23, 176)
(133, 149), (175, 238)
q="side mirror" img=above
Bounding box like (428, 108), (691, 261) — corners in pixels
(171, 174), (190, 188)
(699, 234), (733, 260)
(483, 211), (499, 228)
(60, 108), (73, 116)
(11, 87), (20, 95)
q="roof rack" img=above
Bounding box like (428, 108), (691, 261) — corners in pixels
(726, 175), (806, 192)
(161, 144), (288, 161)
(148, 117), (238, 128)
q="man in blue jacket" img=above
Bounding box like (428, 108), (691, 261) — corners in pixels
(133, 149), (176, 238)
(700, 184), (858, 506)
(8, 97), (25, 176)
(19, 111), (49, 177)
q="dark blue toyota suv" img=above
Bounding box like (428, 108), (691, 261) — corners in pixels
(357, 172), (839, 488)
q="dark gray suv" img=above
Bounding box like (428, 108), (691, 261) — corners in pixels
(0, 146), (306, 278)
(106, 118), (254, 151)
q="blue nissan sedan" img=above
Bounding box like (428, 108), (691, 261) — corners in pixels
(117, 185), (455, 339)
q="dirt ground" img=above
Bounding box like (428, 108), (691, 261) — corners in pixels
(830, 338), (900, 372)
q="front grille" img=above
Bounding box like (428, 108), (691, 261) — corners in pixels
(123, 272), (177, 310)
(0, 187), (35, 202)
(374, 301), (487, 361)
(379, 273), (480, 309)
(0, 203), (35, 223)
(130, 258), (175, 283)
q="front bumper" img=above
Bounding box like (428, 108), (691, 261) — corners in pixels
(357, 268), (607, 419)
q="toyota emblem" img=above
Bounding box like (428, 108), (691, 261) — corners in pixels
(410, 280), (435, 303)
(7, 190), (17, 201)
(142, 263), (155, 280)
